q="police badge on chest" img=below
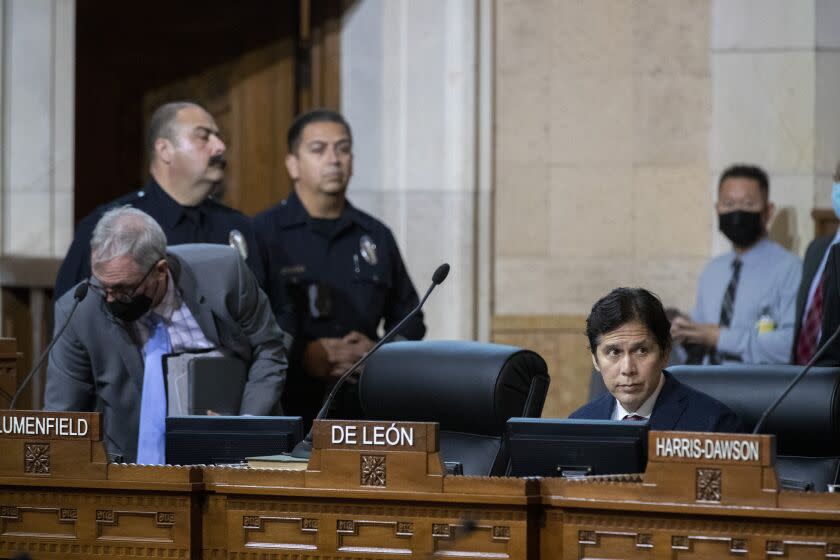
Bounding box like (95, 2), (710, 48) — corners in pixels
(354, 234), (381, 282)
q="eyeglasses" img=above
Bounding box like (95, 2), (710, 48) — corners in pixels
(90, 259), (161, 303)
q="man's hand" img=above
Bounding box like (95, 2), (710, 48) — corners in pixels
(325, 331), (375, 377)
(670, 316), (721, 348)
(303, 332), (376, 380)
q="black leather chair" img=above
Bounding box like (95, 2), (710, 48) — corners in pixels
(669, 365), (840, 491)
(358, 341), (550, 476)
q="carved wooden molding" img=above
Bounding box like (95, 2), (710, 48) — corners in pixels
(493, 525), (511, 540)
(637, 533), (653, 548)
(95, 509), (115, 524)
(225, 499), (525, 523)
(24, 442), (50, 474)
(696, 468), (722, 502)
(580, 530), (656, 551)
(337, 519), (355, 534)
(59, 508), (78, 522)
(360, 454), (386, 487)
(156, 511), (175, 527)
(432, 523), (452, 538)
(672, 534), (749, 554)
(766, 539), (840, 557)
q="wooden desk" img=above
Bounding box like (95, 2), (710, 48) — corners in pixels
(541, 432), (840, 559)
(2, 417), (840, 559)
(203, 467), (536, 558)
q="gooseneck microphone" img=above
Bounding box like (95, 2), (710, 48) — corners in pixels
(8, 281), (89, 410)
(290, 263), (450, 458)
(752, 321), (840, 435)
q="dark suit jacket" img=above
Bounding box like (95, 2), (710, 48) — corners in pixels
(793, 235), (834, 361)
(44, 244), (289, 462)
(569, 372), (744, 433)
(817, 244), (840, 365)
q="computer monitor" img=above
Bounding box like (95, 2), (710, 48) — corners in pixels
(506, 418), (649, 477)
(165, 415), (304, 465)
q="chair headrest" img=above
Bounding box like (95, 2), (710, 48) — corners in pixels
(668, 365), (840, 456)
(358, 341), (549, 436)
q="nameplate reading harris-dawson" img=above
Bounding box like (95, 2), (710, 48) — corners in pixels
(0, 411), (101, 440)
(650, 431), (769, 466)
(312, 420), (438, 452)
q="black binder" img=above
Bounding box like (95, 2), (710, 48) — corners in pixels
(187, 356), (247, 415)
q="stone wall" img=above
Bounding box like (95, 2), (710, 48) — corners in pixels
(495, 0), (712, 318)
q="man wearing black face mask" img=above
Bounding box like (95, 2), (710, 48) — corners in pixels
(671, 164), (801, 364)
(44, 207), (289, 464)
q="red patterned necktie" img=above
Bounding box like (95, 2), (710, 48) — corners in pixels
(796, 272), (826, 365)
(622, 414), (645, 421)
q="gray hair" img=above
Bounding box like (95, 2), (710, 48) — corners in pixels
(146, 101), (201, 162)
(90, 206), (167, 270)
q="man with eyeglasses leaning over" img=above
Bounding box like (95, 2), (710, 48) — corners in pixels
(44, 207), (289, 465)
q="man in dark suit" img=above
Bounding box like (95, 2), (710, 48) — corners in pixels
(570, 287), (743, 432)
(795, 163), (840, 364)
(45, 207), (289, 464)
(793, 235), (835, 363)
(817, 241), (840, 365)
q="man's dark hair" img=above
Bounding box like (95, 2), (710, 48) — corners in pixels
(287, 108), (352, 153)
(146, 101), (200, 161)
(586, 287), (672, 357)
(718, 164), (769, 200)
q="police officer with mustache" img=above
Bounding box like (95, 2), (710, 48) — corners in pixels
(55, 101), (265, 298)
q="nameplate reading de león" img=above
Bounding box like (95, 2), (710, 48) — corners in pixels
(0, 411), (100, 440)
(331, 423), (415, 447)
(312, 420), (436, 453)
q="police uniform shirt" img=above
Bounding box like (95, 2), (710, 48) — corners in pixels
(54, 177), (266, 298)
(254, 191), (425, 344)
(253, 192), (426, 421)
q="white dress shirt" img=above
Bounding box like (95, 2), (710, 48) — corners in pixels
(611, 371), (666, 421)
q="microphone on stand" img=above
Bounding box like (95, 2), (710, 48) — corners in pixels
(752, 322), (840, 435)
(9, 281), (89, 409)
(290, 263), (451, 459)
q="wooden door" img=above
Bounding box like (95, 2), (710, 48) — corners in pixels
(76, 0), (347, 221)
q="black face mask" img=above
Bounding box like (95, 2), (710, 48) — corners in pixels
(718, 210), (764, 248)
(106, 294), (153, 323)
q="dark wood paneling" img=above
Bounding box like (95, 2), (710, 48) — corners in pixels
(74, 0), (298, 221)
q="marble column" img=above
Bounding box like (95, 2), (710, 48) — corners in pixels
(1, 0), (75, 259)
(341, 0), (491, 340)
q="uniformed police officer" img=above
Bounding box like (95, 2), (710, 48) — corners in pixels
(55, 101), (265, 298)
(253, 109), (426, 427)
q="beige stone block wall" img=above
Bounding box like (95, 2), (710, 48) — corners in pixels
(493, 0), (712, 413)
(495, 0), (712, 317)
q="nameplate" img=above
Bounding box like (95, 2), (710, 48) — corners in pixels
(649, 431), (772, 467)
(0, 411), (101, 441)
(312, 420), (438, 453)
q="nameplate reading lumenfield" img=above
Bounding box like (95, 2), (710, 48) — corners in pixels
(0, 411), (101, 440)
(312, 420), (438, 453)
(648, 431), (772, 467)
